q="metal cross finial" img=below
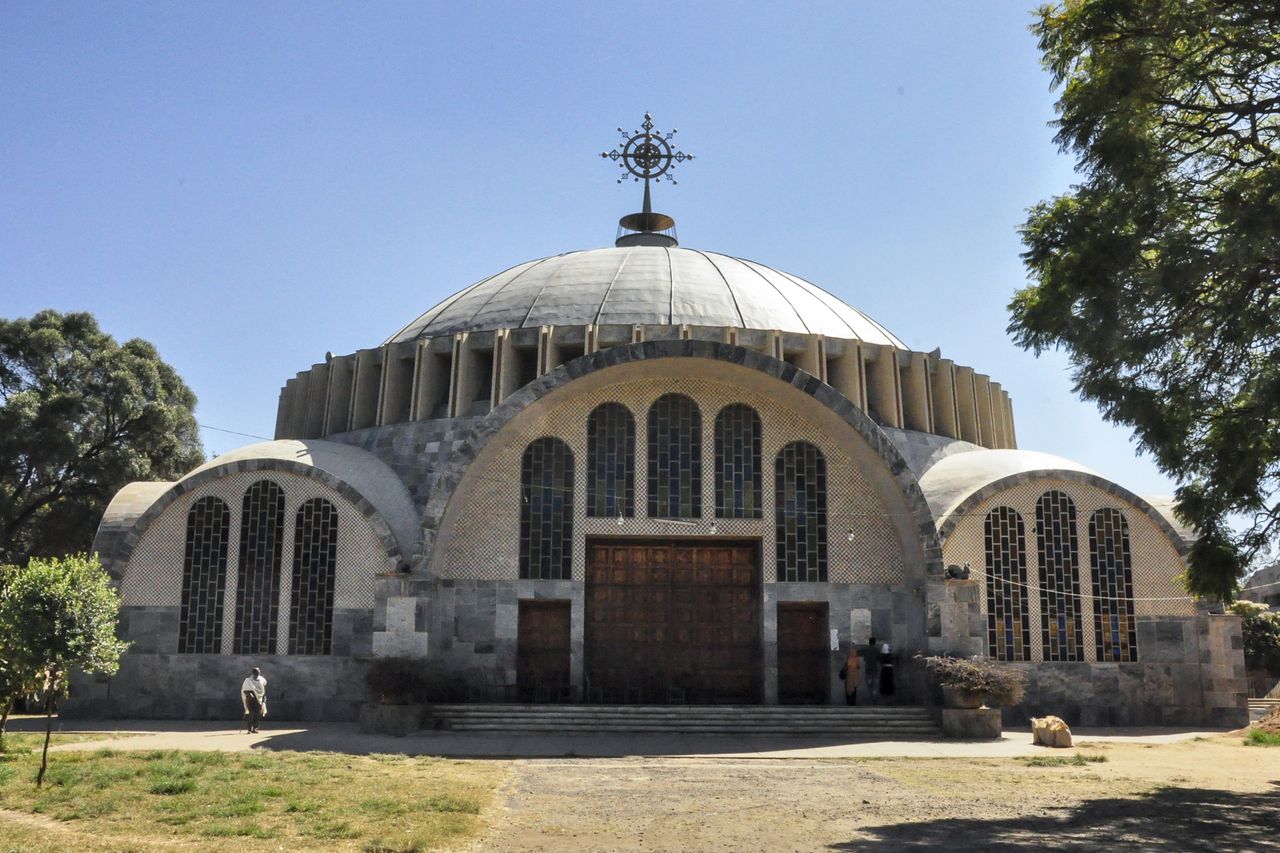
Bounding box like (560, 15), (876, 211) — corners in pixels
(601, 112), (694, 186)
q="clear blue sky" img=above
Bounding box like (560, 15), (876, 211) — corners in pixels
(0, 2), (1179, 497)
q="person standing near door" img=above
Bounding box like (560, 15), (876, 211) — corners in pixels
(864, 636), (880, 703)
(838, 643), (860, 705)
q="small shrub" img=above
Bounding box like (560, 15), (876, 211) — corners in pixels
(149, 777), (196, 795)
(1245, 729), (1280, 747)
(919, 654), (1027, 705)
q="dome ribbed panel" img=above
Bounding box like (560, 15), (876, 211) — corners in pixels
(383, 247), (905, 348)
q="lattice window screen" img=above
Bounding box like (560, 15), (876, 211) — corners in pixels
(290, 498), (338, 655)
(715, 403), (763, 519)
(775, 441), (828, 582)
(178, 496), (230, 654)
(647, 393), (702, 519)
(1090, 508), (1138, 662)
(985, 506), (1031, 661)
(520, 437), (575, 580)
(586, 402), (634, 518)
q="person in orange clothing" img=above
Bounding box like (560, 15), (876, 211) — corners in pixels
(838, 642), (860, 705)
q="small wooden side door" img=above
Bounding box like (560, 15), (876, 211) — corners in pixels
(777, 602), (829, 704)
(517, 600), (571, 702)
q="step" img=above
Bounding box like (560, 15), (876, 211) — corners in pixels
(423, 703), (941, 736)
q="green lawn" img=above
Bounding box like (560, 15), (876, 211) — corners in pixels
(0, 744), (503, 852)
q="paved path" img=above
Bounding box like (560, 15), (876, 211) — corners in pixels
(7, 717), (1227, 759)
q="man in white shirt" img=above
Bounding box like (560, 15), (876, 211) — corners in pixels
(240, 667), (267, 733)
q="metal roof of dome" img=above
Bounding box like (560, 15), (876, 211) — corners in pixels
(384, 246), (905, 347)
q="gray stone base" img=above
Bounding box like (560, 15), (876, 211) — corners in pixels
(942, 707), (1001, 739)
(358, 703), (425, 736)
(62, 654), (373, 722)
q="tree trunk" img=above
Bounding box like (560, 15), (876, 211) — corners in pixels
(35, 683), (55, 788)
(0, 695), (12, 751)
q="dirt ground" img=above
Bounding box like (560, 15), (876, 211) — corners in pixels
(474, 736), (1280, 851)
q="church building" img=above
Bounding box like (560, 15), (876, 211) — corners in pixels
(70, 118), (1247, 727)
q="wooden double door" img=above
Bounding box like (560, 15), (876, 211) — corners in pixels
(586, 539), (761, 704)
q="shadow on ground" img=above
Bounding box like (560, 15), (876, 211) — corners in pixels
(833, 783), (1280, 851)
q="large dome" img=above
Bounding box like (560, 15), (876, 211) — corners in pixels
(385, 246), (905, 347)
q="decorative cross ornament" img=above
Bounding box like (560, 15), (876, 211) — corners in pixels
(601, 113), (694, 185)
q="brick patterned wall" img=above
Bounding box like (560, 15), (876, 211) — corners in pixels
(438, 376), (907, 585)
(942, 477), (1195, 664)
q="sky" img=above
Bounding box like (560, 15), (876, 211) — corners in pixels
(0, 2), (1181, 497)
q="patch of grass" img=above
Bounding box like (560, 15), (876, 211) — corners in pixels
(1021, 753), (1108, 767)
(1245, 729), (1280, 746)
(0, 745), (502, 850)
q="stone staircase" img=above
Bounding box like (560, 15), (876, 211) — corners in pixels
(424, 704), (941, 737)
(1248, 698), (1279, 723)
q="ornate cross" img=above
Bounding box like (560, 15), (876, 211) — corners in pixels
(601, 113), (694, 186)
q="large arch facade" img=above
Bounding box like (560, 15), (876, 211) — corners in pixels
(419, 344), (938, 704)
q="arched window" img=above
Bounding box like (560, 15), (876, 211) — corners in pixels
(714, 404), (762, 519)
(647, 393), (702, 518)
(179, 496), (230, 653)
(775, 441), (828, 582)
(520, 437), (574, 580)
(290, 498), (338, 655)
(1035, 490), (1083, 661)
(234, 480), (285, 654)
(1090, 508), (1138, 662)
(586, 403), (634, 518)
(985, 507), (1032, 661)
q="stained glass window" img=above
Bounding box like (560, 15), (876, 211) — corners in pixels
(520, 437), (574, 580)
(586, 403), (634, 517)
(775, 441), (827, 581)
(234, 480), (285, 654)
(1036, 490), (1083, 661)
(714, 404), (762, 519)
(1090, 508), (1138, 662)
(179, 496), (229, 654)
(290, 498), (338, 655)
(985, 506), (1032, 661)
(647, 394), (702, 519)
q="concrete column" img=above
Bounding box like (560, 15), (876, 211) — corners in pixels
(303, 362), (329, 438)
(954, 365), (979, 445)
(448, 333), (471, 418)
(377, 341), (417, 426)
(288, 372), (311, 440)
(988, 382), (1009, 449)
(900, 351), (933, 433)
(974, 374), (994, 448)
(323, 354), (355, 435)
(864, 343), (903, 428)
(825, 339), (866, 410)
(274, 385), (291, 440)
(930, 358), (960, 439)
(349, 348), (382, 431)
(410, 337), (453, 421)
(1005, 394), (1018, 448)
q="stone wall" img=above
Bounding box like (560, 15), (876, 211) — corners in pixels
(64, 654), (373, 721)
(999, 614), (1247, 727)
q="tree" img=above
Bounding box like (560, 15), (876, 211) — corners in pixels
(0, 563), (42, 752)
(1010, 1), (1280, 600)
(0, 555), (128, 785)
(1229, 600), (1280, 674)
(0, 310), (203, 565)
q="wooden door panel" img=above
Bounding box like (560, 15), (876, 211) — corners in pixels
(777, 602), (829, 705)
(517, 600), (571, 703)
(585, 539), (760, 704)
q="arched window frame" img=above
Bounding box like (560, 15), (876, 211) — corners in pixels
(520, 437), (575, 580)
(646, 393), (702, 519)
(1035, 490), (1084, 662)
(586, 402), (635, 518)
(179, 495), (230, 654)
(1089, 508), (1138, 662)
(234, 479), (285, 655)
(775, 441), (828, 582)
(290, 497), (339, 655)
(984, 506), (1032, 661)
(714, 404), (763, 519)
